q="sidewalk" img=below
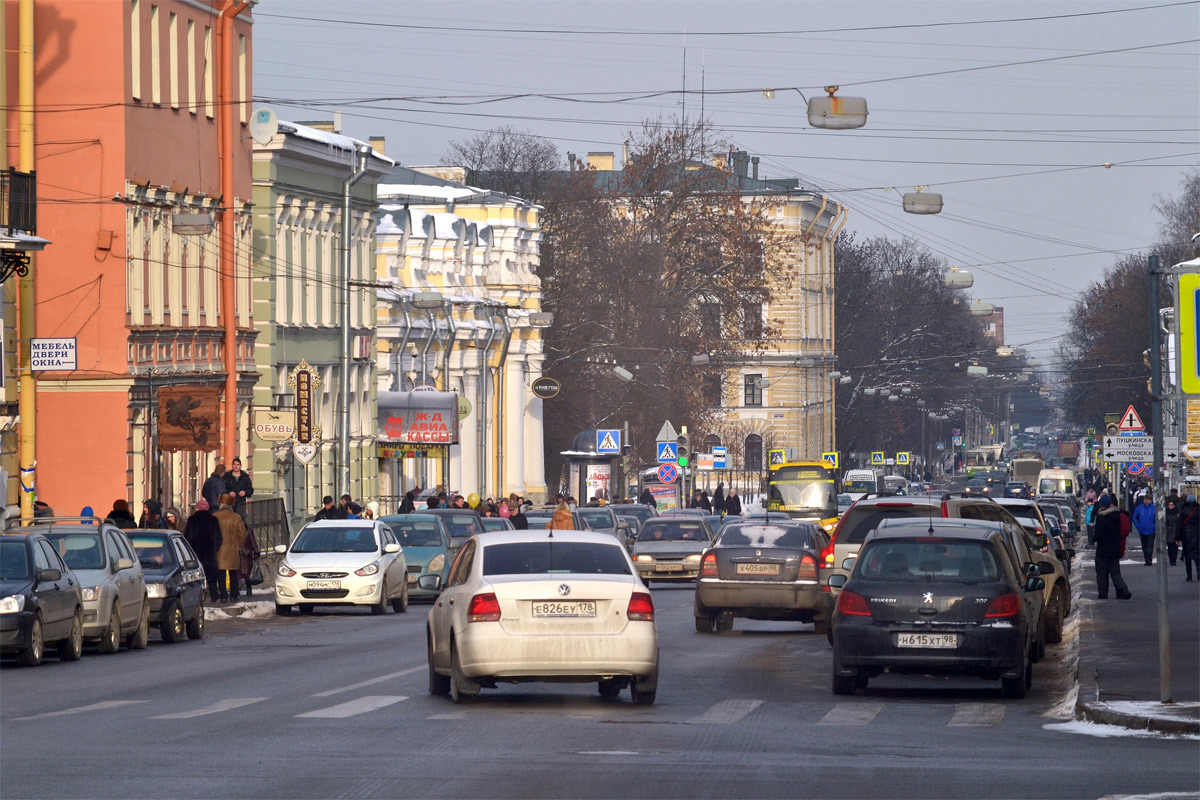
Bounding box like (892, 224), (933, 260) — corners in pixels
(1074, 551), (1200, 734)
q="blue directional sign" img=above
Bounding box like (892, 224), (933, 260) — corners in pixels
(712, 446), (727, 469)
(657, 441), (678, 463)
(596, 429), (621, 454)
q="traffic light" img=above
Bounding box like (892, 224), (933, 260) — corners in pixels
(676, 431), (690, 467)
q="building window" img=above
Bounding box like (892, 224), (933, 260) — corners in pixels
(744, 374), (763, 407)
(149, 5), (161, 104)
(130, 0), (142, 100)
(186, 19), (196, 113)
(742, 300), (764, 340)
(744, 434), (763, 472)
(203, 25), (213, 118)
(238, 34), (248, 123)
(168, 12), (178, 109)
(704, 373), (723, 407)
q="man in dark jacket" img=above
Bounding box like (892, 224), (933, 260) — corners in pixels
(202, 464), (228, 509)
(725, 488), (742, 517)
(314, 496), (346, 521)
(1164, 493), (1181, 566)
(184, 498), (223, 601)
(222, 457), (254, 516)
(1179, 495), (1200, 581)
(712, 483), (726, 516)
(1093, 496), (1132, 600)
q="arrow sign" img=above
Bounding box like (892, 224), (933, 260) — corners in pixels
(1102, 435), (1155, 462)
(657, 441), (678, 463)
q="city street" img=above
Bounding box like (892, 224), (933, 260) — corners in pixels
(3, 580), (1196, 799)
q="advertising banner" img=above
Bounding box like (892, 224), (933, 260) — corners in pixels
(377, 390), (460, 445)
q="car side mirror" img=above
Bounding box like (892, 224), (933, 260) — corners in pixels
(617, 521), (630, 531)
(382, 542), (401, 554)
(36, 567), (62, 583)
(417, 574), (442, 592)
(184, 560), (199, 570)
(116, 557), (135, 571)
(1038, 561), (1056, 575)
(1032, 534), (1049, 549)
(274, 544), (287, 555)
(841, 557), (857, 571)
(1026, 563), (1040, 577)
(1025, 576), (1045, 592)
(828, 574), (848, 589)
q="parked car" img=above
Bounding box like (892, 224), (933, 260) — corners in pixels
(273, 520), (408, 615)
(695, 521), (831, 634)
(381, 514), (453, 600)
(420, 531), (659, 704)
(39, 523), (149, 653)
(422, 509), (485, 549)
(631, 518), (714, 583)
(606, 504), (658, 526)
(0, 531), (84, 666)
(480, 517), (515, 532)
(524, 507), (586, 530)
(837, 494), (854, 516)
(129, 530), (206, 642)
(829, 521), (1043, 698)
(659, 509), (725, 533)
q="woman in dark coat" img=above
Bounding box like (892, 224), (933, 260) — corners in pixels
(184, 498), (224, 602)
(399, 491), (416, 514)
(239, 525), (261, 598)
(108, 499), (138, 529)
(1179, 495), (1200, 581)
(712, 483), (726, 516)
(639, 488), (657, 509)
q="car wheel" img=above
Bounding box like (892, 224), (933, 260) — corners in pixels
(97, 603), (122, 654)
(127, 599), (150, 650)
(57, 610), (83, 662)
(275, 603), (293, 616)
(832, 672), (855, 695)
(694, 615), (714, 633)
(714, 611), (734, 633)
(449, 639), (479, 704)
(598, 679), (623, 699)
(186, 602), (206, 640)
(16, 613), (44, 667)
(630, 669), (657, 706)
(392, 583), (408, 613)
(1025, 657), (1034, 690)
(1001, 659), (1029, 699)
(160, 602), (186, 643)
(428, 633), (450, 697)
(1044, 587), (1064, 644)
(372, 582), (388, 616)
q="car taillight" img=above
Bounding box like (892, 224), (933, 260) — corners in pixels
(941, 500), (949, 517)
(984, 592), (1021, 618)
(799, 554), (817, 580)
(467, 592), (501, 622)
(836, 590), (872, 617)
(627, 592), (654, 621)
(700, 552), (718, 578)
(820, 537), (835, 567)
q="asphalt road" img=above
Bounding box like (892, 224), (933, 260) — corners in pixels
(2, 581), (1196, 799)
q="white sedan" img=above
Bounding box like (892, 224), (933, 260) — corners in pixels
(421, 530), (659, 704)
(274, 520), (408, 615)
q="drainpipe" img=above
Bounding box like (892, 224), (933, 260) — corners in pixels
(492, 308), (513, 496)
(418, 309), (436, 386)
(441, 298), (457, 390)
(217, 0), (252, 467)
(16, 0), (35, 518)
(338, 144), (371, 499)
(393, 301), (412, 391)
(477, 308), (498, 494)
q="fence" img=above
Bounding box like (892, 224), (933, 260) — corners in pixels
(244, 496), (291, 552)
(1, 168), (36, 235)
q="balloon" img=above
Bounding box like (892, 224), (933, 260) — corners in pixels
(467, 493), (481, 509)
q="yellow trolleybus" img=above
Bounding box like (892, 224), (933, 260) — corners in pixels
(766, 461), (841, 532)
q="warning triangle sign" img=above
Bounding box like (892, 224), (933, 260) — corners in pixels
(1119, 405), (1145, 432)
(598, 432), (619, 451)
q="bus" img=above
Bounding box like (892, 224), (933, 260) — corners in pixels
(766, 461), (840, 531)
(964, 445), (1004, 475)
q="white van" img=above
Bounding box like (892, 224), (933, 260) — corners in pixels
(1037, 468), (1078, 497)
(843, 469), (884, 501)
(883, 475), (909, 495)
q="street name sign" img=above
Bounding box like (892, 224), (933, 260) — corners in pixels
(1102, 435), (1158, 462)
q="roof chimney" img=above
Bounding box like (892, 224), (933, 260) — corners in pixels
(299, 120), (336, 133)
(622, 139), (631, 169)
(751, 156), (759, 180)
(369, 136), (386, 156)
(587, 151), (615, 171)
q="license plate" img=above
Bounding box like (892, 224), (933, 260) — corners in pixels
(896, 632), (959, 649)
(655, 563), (684, 572)
(531, 601), (597, 618)
(406, 573), (418, 583)
(307, 580), (341, 590)
(736, 562), (780, 576)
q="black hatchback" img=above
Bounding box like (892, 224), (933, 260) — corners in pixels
(0, 532), (85, 666)
(829, 521), (1043, 699)
(128, 530), (206, 642)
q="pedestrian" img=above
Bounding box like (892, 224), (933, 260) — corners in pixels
(184, 498), (223, 602)
(139, 498), (166, 529)
(1093, 495), (1132, 600)
(586, 495), (600, 508)
(222, 457), (254, 515)
(498, 498), (511, 519)
(399, 491), (416, 515)
(712, 482), (726, 516)
(33, 500), (53, 518)
(699, 490), (712, 512)
(1084, 499), (1097, 547)
(567, 496), (578, 512)
(107, 499), (137, 529)
(202, 463), (228, 509)
(346, 502), (362, 520)
(639, 488), (656, 508)
(239, 523), (261, 598)
(1164, 494), (1181, 566)
(338, 494), (353, 515)
(688, 490), (702, 509)
(163, 506), (185, 532)
(364, 501), (378, 520)
(725, 488), (742, 517)
(1131, 492), (1156, 566)
(1085, 487), (1097, 503)
(1179, 494), (1200, 581)
(426, 494), (440, 509)
(213, 494), (247, 602)
(547, 501), (574, 531)
(314, 495), (346, 521)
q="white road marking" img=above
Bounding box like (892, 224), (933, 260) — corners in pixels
(817, 702), (884, 725)
(948, 703), (1006, 727)
(14, 700), (148, 721)
(427, 712), (467, 720)
(296, 695), (408, 719)
(686, 699), (765, 725)
(152, 698), (269, 719)
(311, 666), (423, 698)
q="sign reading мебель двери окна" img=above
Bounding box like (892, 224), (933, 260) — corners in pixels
(30, 337), (77, 371)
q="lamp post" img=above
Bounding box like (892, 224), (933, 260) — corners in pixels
(338, 144), (371, 500)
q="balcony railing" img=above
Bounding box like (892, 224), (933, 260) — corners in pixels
(1, 168), (36, 236)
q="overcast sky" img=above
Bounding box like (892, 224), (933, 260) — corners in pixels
(252, 0), (1200, 363)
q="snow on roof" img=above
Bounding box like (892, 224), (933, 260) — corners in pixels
(278, 121), (394, 167)
(377, 183), (488, 202)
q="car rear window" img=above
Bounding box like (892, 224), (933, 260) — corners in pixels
(856, 540), (1001, 582)
(42, 532), (105, 570)
(385, 521), (444, 548)
(130, 534), (177, 568)
(482, 542), (631, 576)
(638, 521), (708, 542)
(838, 505), (930, 544)
(717, 524), (814, 549)
(577, 509), (614, 528)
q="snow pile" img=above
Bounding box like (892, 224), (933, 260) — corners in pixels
(1043, 719), (1199, 741)
(204, 601), (276, 621)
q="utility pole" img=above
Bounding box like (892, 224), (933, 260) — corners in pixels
(17, 0), (34, 519)
(338, 144), (371, 500)
(1148, 253), (1171, 703)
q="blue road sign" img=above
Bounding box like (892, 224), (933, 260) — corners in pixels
(712, 446), (727, 469)
(952, 435), (963, 447)
(657, 463), (678, 484)
(657, 441), (678, 463)
(596, 429), (621, 454)
(936, 442), (946, 451)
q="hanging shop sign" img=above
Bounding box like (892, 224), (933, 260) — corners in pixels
(254, 408), (296, 442)
(532, 377), (561, 399)
(287, 360), (322, 445)
(377, 390), (460, 445)
(158, 386), (221, 452)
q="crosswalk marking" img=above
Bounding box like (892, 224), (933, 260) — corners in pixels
(948, 703), (1006, 727)
(427, 712), (467, 720)
(152, 698), (269, 719)
(14, 700), (148, 722)
(686, 699), (765, 725)
(311, 666), (423, 698)
(296, 695), (408, 719)
(818, 702), (884, 725)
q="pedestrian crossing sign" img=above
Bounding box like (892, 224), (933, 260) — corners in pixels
(657, 441), (678, 463)
(768, 448), (786, 467)
(821, 451), (838, 468)
(896, 452), (910, 465)
(871, 451), (884, 465)
(596, 429), (621, 454)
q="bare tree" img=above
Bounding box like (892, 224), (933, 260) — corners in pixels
(444, 126), (561, 205)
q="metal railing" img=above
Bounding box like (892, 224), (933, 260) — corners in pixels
(243, 496), (291, 551)
(1, 168), (36, 236)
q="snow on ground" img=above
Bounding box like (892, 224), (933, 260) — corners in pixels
(1101, 701), (1200, 720)
(204, 601), (276, 621)
(1043, 719), (1200, 740)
